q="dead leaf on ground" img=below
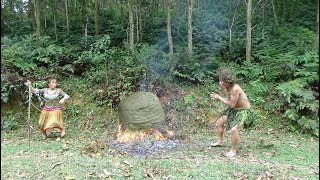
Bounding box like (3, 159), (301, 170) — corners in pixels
(122, 160), (132, 167)
(308, 171), (319, 175)
(64, 176), (76, 180)
(92, 152), (102, 159)
(103, 169), (115, 177)
(37, 173), (44, 180)
(297, 156), (305, 161)
(234, 172), (248, 180)
(49, 162), (63, 170)
(288, 142), (300, 147)
(143, 169), (157, 180)
(97, 173), (106, 179)
(288, 177), (303, 180)
(267, 129), (275, 135)
(264, 170), (275, 179)
(86, 172), (95, 178)
(16, 169), (28, 178)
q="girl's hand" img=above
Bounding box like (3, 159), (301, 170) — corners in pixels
(25, 80), (31, 86)
(59, 98), (65, 104)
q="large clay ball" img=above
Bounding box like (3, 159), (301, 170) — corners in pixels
(119, 91), (165, 130)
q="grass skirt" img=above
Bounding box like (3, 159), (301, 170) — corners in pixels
(39, 106), (64, 132)
(221, 108), (255, 130)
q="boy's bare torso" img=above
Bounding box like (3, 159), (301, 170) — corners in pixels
(226, 84), (251, 109)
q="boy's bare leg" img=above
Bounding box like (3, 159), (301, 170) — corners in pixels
(60, 128), (65, 137)
(226, 123), (243, 157)
(211, 115), (228, 146)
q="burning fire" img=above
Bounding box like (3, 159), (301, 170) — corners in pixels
(117, 124), (174, 143)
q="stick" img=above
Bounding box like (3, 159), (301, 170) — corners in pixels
(28, 83), (31, 146)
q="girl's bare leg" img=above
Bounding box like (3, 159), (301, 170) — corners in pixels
(41, 130), (47, 140)
(60, 128), (65, 137)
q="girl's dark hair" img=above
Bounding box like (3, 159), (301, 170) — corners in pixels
(47, 78), (57, 86)
(216, 67), (236, 84)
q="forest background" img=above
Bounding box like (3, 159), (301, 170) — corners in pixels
(1, 0), (319, 179)
(1, 0), (318, 136)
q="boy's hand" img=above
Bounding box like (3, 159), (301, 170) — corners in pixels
(210, 93), (220, 100)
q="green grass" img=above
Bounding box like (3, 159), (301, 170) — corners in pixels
(1, 125), (319, 179)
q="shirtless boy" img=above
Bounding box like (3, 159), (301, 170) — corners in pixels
(210, 68), (255, 157)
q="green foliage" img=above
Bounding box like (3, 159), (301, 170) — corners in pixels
(1, 35), (146, 108)
(1, 75), (14, 103)
(1, 110), (20, 130)
(82, 36), (146, 107)
(171, 48), (215, 83)
(64, 104), (82, 123)
(276, 51), (319, 136)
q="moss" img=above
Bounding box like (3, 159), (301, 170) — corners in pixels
(118, 92), (165, 130)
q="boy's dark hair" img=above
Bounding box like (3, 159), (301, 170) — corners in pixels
(216, 67), (236, 84)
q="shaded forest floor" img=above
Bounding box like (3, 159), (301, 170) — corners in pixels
(1, 123), (319, 179)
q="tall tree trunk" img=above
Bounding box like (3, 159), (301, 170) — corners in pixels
(282, 1), (286, 20)
(139, 8), (143, 42)
(81, 0), (87, 40)
(187, 0), (193, 56)
(44, 2), (47, 28)
(28, 0), (35, 29)
(85, 16), (88, 42)
(65, 0), (69, 34)
(166, 0), (173, 55)
(317, 0), (319, 45)
(262, 0), (265, 24)
(128, 0), (134, 50)
(135, 5), (139, 43)
(9, 0), (14, 13)
(245, 0), (252, 62)
(271, 0), (279, 27)
(94, 0), (99, 35)
(228, 0), (240, 58)
(53, 7), (57, 40)
(34, 0), (40, 42)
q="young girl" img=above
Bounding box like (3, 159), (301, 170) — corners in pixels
(25, 78), (70, 139)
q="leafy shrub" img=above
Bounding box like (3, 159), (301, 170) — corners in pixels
(1, 110), (20, 130)
(82, 36), (146, 107)
(276, 51), (319, 136)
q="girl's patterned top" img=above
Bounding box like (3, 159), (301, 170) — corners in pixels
(34, 88), (70, 108)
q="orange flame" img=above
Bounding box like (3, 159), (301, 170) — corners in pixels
(117, 124), (174, 143)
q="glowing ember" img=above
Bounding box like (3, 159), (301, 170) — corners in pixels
(117, 124), (174, 143)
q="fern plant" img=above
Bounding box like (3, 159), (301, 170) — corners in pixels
(276, 51), (319, 136)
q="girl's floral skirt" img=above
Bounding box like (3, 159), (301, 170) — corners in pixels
(39, 105), (64, 132)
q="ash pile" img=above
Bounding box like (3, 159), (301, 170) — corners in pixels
(108, 138), (179, 156)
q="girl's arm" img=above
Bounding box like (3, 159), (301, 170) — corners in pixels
(25, 80), (45, 94)
(59, 89), (70, 104)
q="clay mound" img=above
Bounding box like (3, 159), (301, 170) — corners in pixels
(119, 91), (165, 130)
